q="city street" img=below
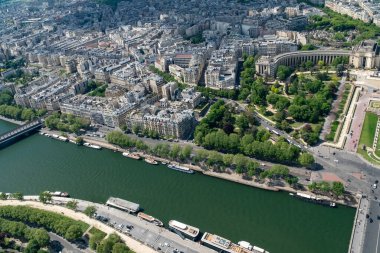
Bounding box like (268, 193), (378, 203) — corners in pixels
(362, 198), (380, 253)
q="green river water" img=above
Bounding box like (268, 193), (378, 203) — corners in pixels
(0, 120), (355, 253)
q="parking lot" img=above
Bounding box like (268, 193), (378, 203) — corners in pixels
(93, 208), (200, 253)
(51, 198), (215, 253)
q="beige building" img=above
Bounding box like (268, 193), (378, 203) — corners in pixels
(351, 40), (380, 70)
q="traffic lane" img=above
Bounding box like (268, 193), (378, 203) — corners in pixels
(362, 199), (380, 253)
(48, 232), (84, 253)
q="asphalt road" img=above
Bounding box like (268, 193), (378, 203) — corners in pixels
(362, 198), (380, 253)
(48, 232), (86, 253)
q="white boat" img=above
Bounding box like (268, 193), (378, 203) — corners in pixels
(122, 152), (141, 160)
(168, 164), (194, 174)
(58, 136), (68, 142)
(47, 191), (70, 197)
(169, 220), (200, 241)
(45, 134), (51, 137)
(69, 140), (76, 144)
(52, 134), (59, 138)
(201, 233), (270, 253)
(145, 158), (158, 165)
(83, 143), (101, 150)
(290, 192), (336, 207)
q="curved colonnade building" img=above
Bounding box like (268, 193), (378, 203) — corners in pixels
(256, 40), (380, 77)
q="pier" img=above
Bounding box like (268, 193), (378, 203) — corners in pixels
(0, 119), (42, 148)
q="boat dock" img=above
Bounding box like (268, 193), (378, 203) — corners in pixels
(106, 197), (140, 214)
(42, 196), (216, 253)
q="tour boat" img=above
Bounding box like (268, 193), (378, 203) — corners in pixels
(168, 164), (194, 174)
(145, 158), (158, 165)
(83, 142), (102, 150)
(169, 220), (200, 241)
(289, 192), (336, 208)
(122, 152), (141, 160)
(137, 212), (163, 227)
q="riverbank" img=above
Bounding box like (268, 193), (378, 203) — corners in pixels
(0, 198), (157, 253)
(0, 196), (218, 253)
(40, 128), (358, 208)
(0, 115), (25, 126)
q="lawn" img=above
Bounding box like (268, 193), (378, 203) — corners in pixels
(358, 112), (378, 148)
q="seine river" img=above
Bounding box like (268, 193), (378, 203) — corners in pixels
(0, 120), (355, 253)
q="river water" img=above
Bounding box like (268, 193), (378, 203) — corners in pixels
(0, 120), (355, 253)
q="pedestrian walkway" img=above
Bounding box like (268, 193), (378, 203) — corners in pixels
(323, 86), (360, 149)
(349, 196), (369, 253)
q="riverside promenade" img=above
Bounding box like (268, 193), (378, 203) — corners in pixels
(348, 196), (368, 253)
(0, 196), (216, 253)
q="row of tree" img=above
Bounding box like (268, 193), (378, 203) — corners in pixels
(308, 181), (345, 197)
(0, 217), (50, 249)
(0, 90), (13, 105)
(45, 112), (91, 133)
(0, 206), (88, 241)
(0, 105), (46, 121)
(0, 192), (23, 200)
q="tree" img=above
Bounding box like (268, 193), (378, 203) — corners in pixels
(89, 232), (104, 250)
(65, 225), (83, 241)
(30, 229), (50, 247)
(76, 137), (84, 146)
(305, 60), (314, 70)
(24, 239), (40, 253)
(97, 239), (114, 253)
(97, 233), (122, 253)
(317, 60), (325, 69)
(301, 44), (316, 51)
(286, 176), (299, 187)
(332, 181), (345, 196)
(169, 144), (181, 159)
(0, 91), (13, 105)
(180, 145), (192, 160)
(298, 153), (315, 167)
(336, 64), (345, 77)
(276, 65), (292, 81)
(112, 243), (130, 253)
(39, 192), (52, 204)
(9, 192), (23, 200)
(84, 206), (97, 217)
(0, 192), (7, 200)
(66, 200), (78, 211)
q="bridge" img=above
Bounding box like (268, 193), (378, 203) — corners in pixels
(0, 119), (43, 148)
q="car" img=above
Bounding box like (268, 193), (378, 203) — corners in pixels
(373, 184), (377, 189)
(370, 218), (374, 223)
(366, 214), (370, 219)
(376, 180), (379, 184)
(377, 215), (380, 220)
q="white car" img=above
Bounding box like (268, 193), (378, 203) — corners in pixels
(373, 184), (377, 189)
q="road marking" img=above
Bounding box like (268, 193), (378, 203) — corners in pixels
(376, 222), (380, 253)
